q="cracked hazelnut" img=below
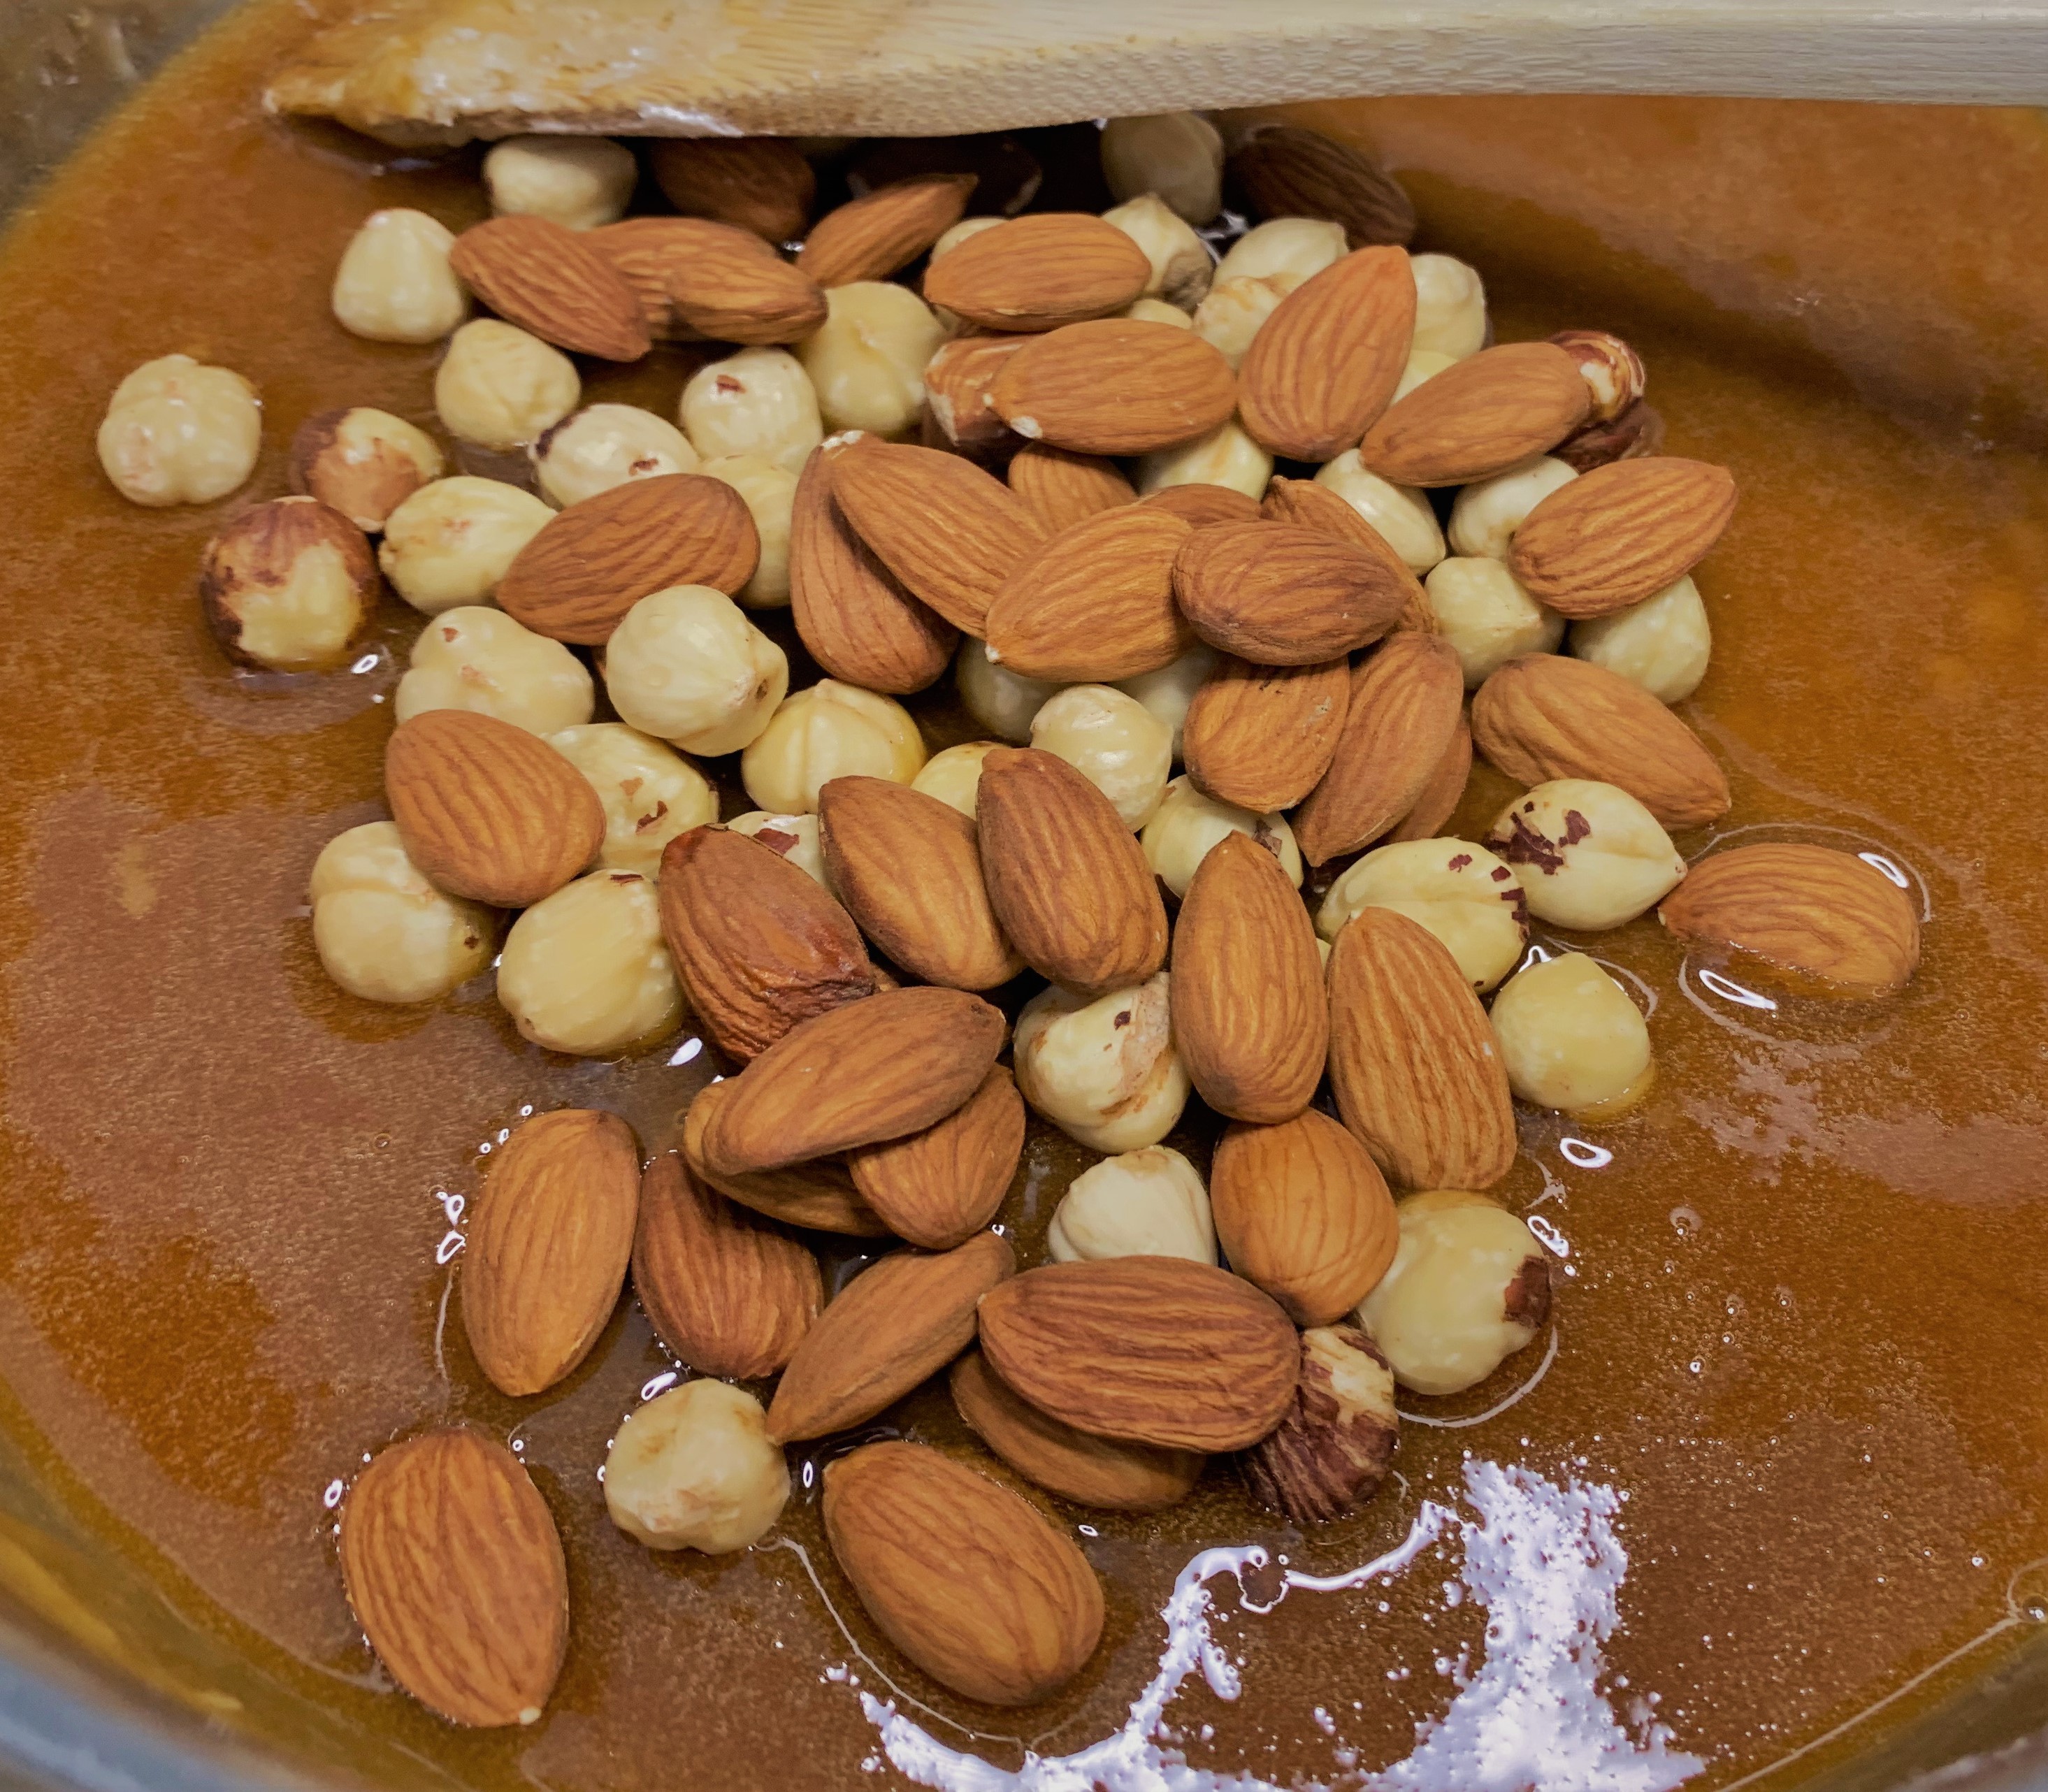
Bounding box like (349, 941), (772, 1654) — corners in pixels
(309, 821), (495, 1004)
(1318, 837), (1527, 992)
(1241, 1326), (1399, 1524)
(603, 584), (788, 756)
(97, 354), (259, 507)
(1422, 557), (1565, 688)
(1446, 455), (1578, 561)
(199, 496), (377, 672)
(605, 1381), (788, 1554)
(1485, 779), (1686, 931)
(1102, 192), (1214, 310)
(956, 636), (1063, 744)
(740, 679), (925, 814)
(1191, 273), (1290, 370)
(531, 403), (698, 509)
(697, 453), (797, 608)
(1569, 575), (1711, 704)
(290, 407), (442, 533)
(1047, 1145), (1215, 1265)
(796, 281), (946, 438)
(1141, 776), (1302, 901)
(484, 134), (636, 232)
(1099, 112), (1224, 224)
(727, 811), (830, 886)
(1313, 450), (1444, 574)
(378, 475), (554, 616)
(1137, 417), (1273, 501)
(394, 603), (594, 735)
(434, 319), (579, 451)
(331, 208), (468, 345)
(911, 739), (1002, 818)
(1548, 329), (1647, 426)
(1013, 972), (1190, 1154)
(1113, 642), (1219, 760)
(547, 723), (717, 879)
(679, 347), (822, 475)
(1409, 253), (1487, 359)
(1030, 684), (1172, 830)
(1214, 217), (1346, 286)
(496, 869), (682, 1055)
(1490, 950), (1654, 1118)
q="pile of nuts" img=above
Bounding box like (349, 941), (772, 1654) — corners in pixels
(102, 110), (1926, 1730)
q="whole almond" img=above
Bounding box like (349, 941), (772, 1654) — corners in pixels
(990, 319), (1237, 456)
(1508, 456), (1738, 617)
(633, 1150), (821, 1379)
(448, 215), (649, 361)
(1555, 397), (1666, 473)
(766, 1231), (1016, 1442)
(462, 1109), (640, 1396)
(1173, 520), (1408, 665)
(923, 334), (1027, 456)
(1183, 653), (1350, 813)
(1261, 475), (1429, 616)
(1471, 653), (1730, 829)
(1229, 123), (1418, 247)
(1140, 483), (1261, 528)
(340, 1428), (567, 1728)
(682, 1080), (891, 1237)
(1358, 341), (1591, 486)
(1239, 245), (1415, 461)
(1170, 832), (1327, 1123)
(584, 218), (694, 336)
(589, 217), (796, 339)
(1390, 715), (1474, 843)
(983, 505), (1194, 681)
(796, 174), (976, 287)
(648, 136), (816, 243)
(976, 746), (1169, 996)
(1007, 442), (1135, 533)
(822, 1440), (1102, 1705)
(1241, 1325), (1399, 1524)
(924, 213), (1151, 331)
(664, 222), (829, 345)
(1327, 907), (1516, 1191)
(847, 1066), (1025, 1250)
(386, 709), (604, 906)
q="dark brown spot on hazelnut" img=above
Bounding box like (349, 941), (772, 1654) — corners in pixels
(1113, 1010), (1132, 1028)
(1448, 853), (1472, 872)
(1563, 809), (1592, 846)
(1504, 1253), (1556, 1329)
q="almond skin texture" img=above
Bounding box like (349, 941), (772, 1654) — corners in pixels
(340, 1428), (568, 1729)
(1658, 841), (1921, 998)
(462, 1109), (640, 1396)
(1229, 123), (1418, 247)
(818, 776), (1023, 990)
(1390, 715), (1474, 843)
(386, 709), (605, 906)
(1292, 633), (1466, 865)
(822, 1440), (1103, 1706)
(924, 212), (1151, 331)
(1007, 443), (1135, 533)
(648, 136), (816, 243)
(497, 473), (760, 645)
(449, 215), (649, 361)
(1174, 520), (1408, 665)
(766, 1231), (1016, 1442)
(682, 1081), (891, 1237)
(976, 746), (1169, 996)
(1183, 653), (1350, 813)
(1261, 475), (1429, 616)
(1140, 484), (1262, 529)
(847, 1067), (1026, 1249)
(923, 335), (1027, 456)
(1239, 245), (1415, 461)
(797, 174), (976, 287)
(1508, 456), (1738, 617)
(633, 1150), (821, 1379)
(950, 1350), (1203, 1513)
(1211, 1112), (1398, 1325)
(588, 217), (706, 336)
(990, 319), (1237, 456)
(1240, 1324), (1400, 1524)
(663, 222), (829, 345)
(1359, 341), (1592, 487)
(1471, 653), (1731, 830)
(1171, 832), (1327, 1123)
(1327, 907), (1517, 1191)
(658, 825), (875, 1062)
(983, 505), (1194, 681)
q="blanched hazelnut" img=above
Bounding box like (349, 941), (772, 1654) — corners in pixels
(930, 215), (1003, 261)
(1313, 450), (1444, 574)
(1356, 1190), (1551, 1397)
(434, 319), (579, 452)
(1102, 193), (1213, 310)
(97, 354), (260, 507)
(697, 454), (796, 607)
(1317, 837), (1526, 991)
(679, 347), (822, 475)
(532, 403), (698, 508)
(291, 407), (444, 533)
(200, 497), (377, 672)
(1191, 274), (1290, 370)
(1485, 779), (1686, 931)
(1392, 347), (1455, 403)
(1447, 456), (1578, 561)
(1141, 776), (1302, 900)
(1113, 643), (1218, 760)
(1030, 684), (1172, 829)
(1422, 557), (1565, 688)
(911, 739), (1002, 818)
(1214, 217), (1346, 286)
(956, 636), (1062, 744)
(1137, 418), (1273, 501)
(379, 475), (554, 616)
(496, 869), (683, 1055)
(727, 811), (830, 886)
(795, 282), (945, 438)
(484, 134), (636, 231)
(1409, 253), (1487, 360)
(1490, 951), (1653, 1117)
(1013, 973), (1190, 1153)
(394, 603), (594, 735)
(604, 584), (788, 756)
(331, 208), (469, 345)
(603, 1380), (788, 1554)
(547, 723), (717, 878)
(309, 821), (495, 1004)
(1047, 1146), (1215, 1265)
(1569, 575), (1711, 704)
(1123, 296), (1195, 328)
(1099, 113), (1225, 224)
(741, 679), (925, 814)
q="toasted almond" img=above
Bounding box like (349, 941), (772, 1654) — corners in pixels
(1229, 124), (1418, 247)
(1007, 442), (1135, 532)
(1508, 456), (1737, 617)
(647, 136), (816, 243)
(448, 215), (649, 362)
(796, 174), (976, 287)
(990, 319), (1236, 456)
(664, 224), (829, 345)
(1358, 340), (1591, 486)
(1555, 397), (1666, 473)
(983, 505), (1194, 681)
(923, 334), (1027, 456)
(1183, 653), (1350, 814)
(1389, 715), (1474, 843)
(1238, 245), (1415, 461)
(1261, 475), (1429, 616)
(846, 1067), (1025, 1250)
(1172, 519), (1408, 665)
(923, 212), (1151, 331)
(1240, 1325), (1400, 1524)
(1139, 483), (1260, 528)
(681, 1081), (891, 1237)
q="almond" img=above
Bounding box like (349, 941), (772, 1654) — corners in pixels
(496, 472), (760, 645)
(1170, 832), (1326, 1123)
(1172, 520), (1408, 665)
(589, 217), (767, 338)
(1229, 124), (1418, 247)
(1358, 340), (1591, 486)
(1238, 245), (1415, 461)
(340, 1427), (567, 1728)
(846, 1066), (1025, 1250)
(977, 1256), (1299, 1452)
(461, 1109), (640, 1396)
(1327, 906), (1516, 1191)
(632, 1149), (821, 1379)
(657, 825), (875, 1062)
(1555, 397), (1666, 473)
(975, 746), (1169, 996)
(1007, 442), (1135, 533)
(663, 222), (829, 345)
(1139, 483), (1260, 528)
(1508, 456), (1738, 617)
(1390, 714), (1474, 843)
(923, 212), (1151, 331)
(766, 1231), (1016, 1442)
(1183, 653), (1350, 813)
(1211, 1111), (1397, 1324)
(818, 776), (1023, 990)
(982, 505), (1194, 681)
(1240, 1325), (1399, 1524)
(1658, 841), (1921, 998)
(1291, 633), (1466, 864)
(795, 173), (976, 287)
(1261, 475), (1429, 616)
(990, 319), (1237, 456)
(822, 1439), (1103, 1706)
(385, 709), (604, 906)
(923, 334), (1027, 456)
(1470, 653), (1731, 829)
(647, 136), (816, 243)
(681, 1080), (891, 1237)
(447, 215), (649, 362)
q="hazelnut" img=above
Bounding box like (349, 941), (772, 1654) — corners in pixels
(394, 603), (594, 735)
(1046, 1145), (1215, 1265)
(378, 475), (554, 616)
(679, 347), (822, 475)
(1317, 837), (1527, 992)
(483, 134), (636, 232)
(96, 354), (260, 508)
(331, 208), (469, 345)
(1422, 557), (1565, 688)
(1112, 643), (1219, 760)
(434, 319), (579, 452)
(1548, 329), (1647, 426)
(1214, 217), (1346, 286)
(740, 679), (925, 814)
(199, 497), (377, 672)
(1101, 192), (1213, 310)
(1191, 274), (1290, 370)
(291, 407), (445, 532)
(531, 403), (698, 509)
(1555, 398), (1666, 473)
(1392, 347), (1456, 403)
(1012, 973), (1190, 1154)
(496, 869), (683, 1056)
(1490, 951), (1654, 1118)
(1122, 296), (1196, 328)
(1408, 252), (1487, 360)
(956, 636), (1063, 744)
(911, 739), (1002, 818)
(1241, 1325), (1399, 1524)
(1446, 456), (1578, 561)
(308, 821), (495, 1004)
(603, 584), (789, 756)
(1136, 417), (1273, 501)
(1569, 575), (1711, 704)
(603, 1380), (789, 1554)
(547, 723), (718, 879)
(1355, 1189), (1552, 1397)
(727, 811), (830, 886)
(1029, 684), (1172, 829)
(795, 282), (946, 438)
(1485, 779), (1686, 931)
(1141, 776), (1302, 900)
(1313, 450), (1445, 575)
(696, 454), (797, 608)
(929, 215), (1003, 261)
(1099, 112), (1225, 224)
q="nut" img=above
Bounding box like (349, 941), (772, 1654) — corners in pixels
(1100, 112), (1224, 224)
(1408, 252), (1487, 359)
(1394, 347), (1456, 402)
(546, 723), (716, 878)
(923, 333), (1027, 454)
(1547, 329), (1647, 426)
(795, 173), (976, 287)
(96, 354), (259, 507)
(797, 281), (946, 437)
(1047, 1145), (1214, 1264)
(1485, 779), (1687, 930)
(1508, 456), (1738, 619)
(846, 1065), (1025, 1248)
(726, 810), (829, 886)
(199, 496), (377, 672)
(1141, 774), (1303, 900)
(1422, 556), (1566, 688)
(1172, 520), (1409, 666)
(483, 134), (635, 231)
(1313, 449), (1445, 574)
(1214, 217), (1348, 287)
(956, 635), (1062, 742)
(1490, 951), (1654, 1117)
(1190, 273), (1292, 369)
(696, 454), (796, 607)
(394, 602), (593, 734)
(1013, 973), (1188, 1153)
(531, 403), (698, 508)
(603, 584), (788, 755)
(922, 214), (1152, 333)
(1392, 716), (1475, 845)
(434, 319), (579, 451)
(1181, 653), (1349, 814)
(1568, 574), (1712, 704)
(1238, 245), (1415, 461)
(741, 679), (926, 814)
(1101, 192), (1214, 308)
(1446, 454), (1579, 561)
(1136, 417), (1274, 500)
(1123, 296), (1195, 327)
(448, 214), (649, 361)
(1555, 398), (1667, 473)
(1360, 342), (1591, 489)
(1005, 444), (1137, 536)
(1241, 1325), (1400, 1524)
(929, 214), (1004, 261)
(1318, 837), (1527, 992)
(1028, 684), (1173, 829)
(331, 208), (469, 345)
(911, 739), (1002, 817)
(598, 217), (827, 345)
(647, 136), (816, 243)
(291, 406), (444, 531)
(603, 1381), (790, 1554)
(308, 821), (496, 1004)
(379, 477), (554, 616)
(1113, 643), (1219, 760)
(1230, 122), (1417, 247)
(496, 869), (684, 1055)
(681, 1085), (888, 1236)
(988, 319), (1238, 458)
(678, 347), (823, 475)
